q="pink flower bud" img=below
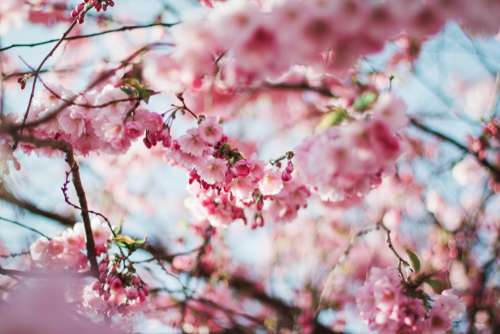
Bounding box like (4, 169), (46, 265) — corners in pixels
(233, 160), (250, 177)
(281, 170), (292, 182)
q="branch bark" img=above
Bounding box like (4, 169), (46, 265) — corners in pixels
(0, 22), (178, 52)
(3, 134), (99, 277)
(65, 150), (99, 276)
(410, 118), (500, 181)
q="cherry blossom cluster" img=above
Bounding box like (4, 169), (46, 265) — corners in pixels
(145, 116), (309, 227)
(356, 267), (464, 334)
(72, 0), (115, 24)
(295, 94), (407, 205)
(29, 220), (150, 316)
(20, 84), (163, 155)
(84, 255), (149, 316)
(172, 0), (500, 86)
(30, 220), (111, 270)
(468, 119), (499, 160)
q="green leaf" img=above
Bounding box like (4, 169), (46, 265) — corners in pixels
(113, 225), (122, 236)
(317, 108), (348, 130)
(114, 235), (146, 250)
(353, 91), (378, 112)
(139, 88), (155, 104)
(406, 249), (421, 273)
(426, 279), (446, 293)
(120, 78), (154, 103)
(120, 86), (135, 96)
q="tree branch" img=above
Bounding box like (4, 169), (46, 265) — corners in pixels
(0, 186), (75, 227)
(141, 241), (344, 333)
(0, 42), (166, 134)
(0, 22), (178, 53)
(13, 15), (81, 150)
(0, 216), (51, 239)
(410, 117), (500, 181)
(65, 150), (99, 276)
(3, 134), (99, 276)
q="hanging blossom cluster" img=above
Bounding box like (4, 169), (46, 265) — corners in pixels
(171, 0), (500, 85)
(84, 255), (149, 316)
(72, 0), (115, 24)
(30, 220), (149, 316)
(18, 84), (162, 155)
(144, 116), (309, 227)
(356, 267), (465, 334)
(295, 94), (408, 205)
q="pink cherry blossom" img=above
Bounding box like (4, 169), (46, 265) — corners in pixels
(198, 117), (224, 144)
(259, 167), (283, 196)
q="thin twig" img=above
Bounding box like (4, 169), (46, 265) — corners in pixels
(377, 222), (412, 280)
(0, 216), (51, 239)
(318, 226), (377, 308)
(0, 250), (30, 259)
(14, 15), (82, 149)
(0, 22), (178, 52)
(0, 185), (75, 227)
(410, 117), (500, 181)
(0, 43), (166, 134)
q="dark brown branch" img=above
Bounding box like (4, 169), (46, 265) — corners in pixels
(267, 81), (500, 181)
(141, 241), (344, 334)
(0, 186), (75, 227)
(3, 134), (99, 276)
(0, 250), (30, 259)
(65, 150), (99, 276)
(37, 75), (155, 109)
(263, 81), (337, 98)
(134, 243), (208, 264)
(410, 117), (500, 181)
(377, 222), (412, 281)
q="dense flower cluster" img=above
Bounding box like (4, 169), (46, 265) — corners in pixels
(19, 84), (162, 155)
(29, 220), (149, 316)
(72, 0), (115, 24)
(295, 95), (407, 204)
(172, 0), (500, 86)
(356, 267), (464, 334)
(30, 220), (111, 270)
(83, 256), (149, 316)
(146, 116), (309, 226)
